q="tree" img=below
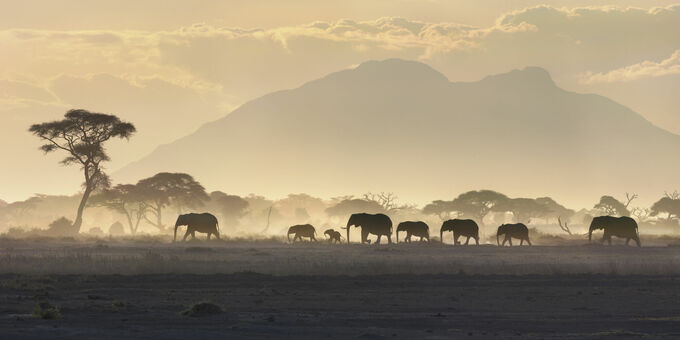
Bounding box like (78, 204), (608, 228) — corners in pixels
(451, 190), (508, 226)
(363, 192), (412, 213)
(594, 195), (629, 216)
(422, 200), (459, 221)
(493, 198), (551, 223)
(209, 191), (249, 228)
(29, 109), (135, 233)
(90, 184), (146, 234)
(650, 193), (680, 224)
(325, 199), (385, 218)
(534, 197), (575, 222)
(136, 173), (209, 231)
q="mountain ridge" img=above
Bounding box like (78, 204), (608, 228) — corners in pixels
(113, 59), (680, 207)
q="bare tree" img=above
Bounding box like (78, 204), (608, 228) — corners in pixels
(624, 192), (638, 208)
(29, 109), (136, 233)
(557, 216), (572, 235)
(363, 192), (413, 213)
(631, 207), (651, 223)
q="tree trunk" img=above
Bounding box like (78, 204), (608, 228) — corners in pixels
(72, 186), (92, 234)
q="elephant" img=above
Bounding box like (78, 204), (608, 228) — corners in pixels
(588, 216), (640, 247)
(497, 223), (531, 246)
(345, 213), (393, 244)
(440, 219), (479, 246)
(287, 224), (317, 243)
(396, 221), (430, 243)
(174, 213), (220, 242)
(324, 229), (343, 244)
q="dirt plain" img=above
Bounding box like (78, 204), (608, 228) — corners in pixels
(1, 237), (680, 339)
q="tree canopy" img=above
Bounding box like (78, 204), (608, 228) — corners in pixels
(136, 172), (209, 231)
(325, 198), (385, 218)
(29, 109), (135, 233)
(594, 195), (629, 216)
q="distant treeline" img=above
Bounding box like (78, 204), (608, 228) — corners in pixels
(1, 171), (678, 238)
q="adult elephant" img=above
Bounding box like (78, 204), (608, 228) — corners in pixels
(174, 213), (220, 242)
(345, 213), (393, 244)
(396, 221), (429, 243)
(497, 223), (531, 246)
(440, 219), (479, 246)
(588, 216), (640, 247)
(288, 224), (317, 243)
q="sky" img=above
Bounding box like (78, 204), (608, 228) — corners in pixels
(1, 0), (679, 204)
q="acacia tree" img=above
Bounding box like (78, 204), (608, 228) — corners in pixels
(594, 195), (629, 216)
(29, 109), (135, 233)
(494, 198), (552, 223)
(650, 192), (680, 224)
(209, 191), (249, 229)
(422, 200), (459, 221)
(451, 190), (508, 226)
(90, 184), (146, 234)
(136, 172), (209, 231)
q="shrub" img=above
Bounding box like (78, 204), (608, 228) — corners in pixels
(33, 301), (61, 320)
(181, 302), (223, 317)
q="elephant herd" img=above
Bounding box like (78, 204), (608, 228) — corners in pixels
(173, 212), (641, 247)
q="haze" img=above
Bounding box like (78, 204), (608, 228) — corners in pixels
(2, 0), (680, 208)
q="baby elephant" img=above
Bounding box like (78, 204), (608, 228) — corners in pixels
(396, 221), (430, 243)
(497, 223), (532, 246)
(287, 224), (317, 243)
(324, 229), (343, 244)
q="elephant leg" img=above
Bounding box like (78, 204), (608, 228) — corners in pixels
(361, 229), (369, 244)
(387, 233), (392, 244)
(191, 231), (196, 240)
(311, 235), (317, 242)
(526, 238), (532, 246)
(215, 231), (220, 240)
(207, 233), (211, 240)
(606, 235), (612, 246)
(465, 236), (470, 245)
(376, 234), (382, 245)
(508, 237), (513, 246)
(634, 235), (641, 247)
(520, 239), (524, 246)
(475, 237), (479, 246)
(625, 238), (630, 246)
(454, 234), (460, 245)
(182, 229), (191, 241)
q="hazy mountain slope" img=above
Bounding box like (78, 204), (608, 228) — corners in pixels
(114, 59), (680, 206)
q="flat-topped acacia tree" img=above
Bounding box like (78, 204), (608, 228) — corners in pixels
(29, 109), (136, 233)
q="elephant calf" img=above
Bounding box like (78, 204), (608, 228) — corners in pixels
(440, 219), (479, 246)
(396, 221), (430, 243)
(497, 223), (531, 246)
(288, 224), (317, 243)
(324, 229), (343, 244)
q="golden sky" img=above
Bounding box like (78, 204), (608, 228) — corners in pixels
(1, 0), (679, 203)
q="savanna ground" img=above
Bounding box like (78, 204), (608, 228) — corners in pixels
(1, 235), (680, 339)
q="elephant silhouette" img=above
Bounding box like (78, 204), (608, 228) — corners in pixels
(288, 224), (317, 243)
(345, 213), (392, 244)
(440, 219), (479, 246)
(396, 221), (429, 243)
(173, 213), (220, 242)
(588, 216), (640, 247)
(324, 229), (343, 244)
(497, 223), (531, 246)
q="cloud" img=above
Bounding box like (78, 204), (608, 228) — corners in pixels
(581, 50), (680, 83)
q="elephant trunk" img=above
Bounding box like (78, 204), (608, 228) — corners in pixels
(588, 223), (595, 242)
(173, 218), (181, 242)
(396, 229), (400, 243)
(287, 230), (293, 242)
(440, 229), (444, 244)
(346, 220), (352, 244)
(496, 230), (501, 246)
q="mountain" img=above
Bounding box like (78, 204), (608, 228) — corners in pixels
(114, 59), (680, 207)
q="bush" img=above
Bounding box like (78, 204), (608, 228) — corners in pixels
(181, 302), (223, 317)
(33, 301), (61, 320)
(109, 222), (125, 236)
(45, 217), (76, 237)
